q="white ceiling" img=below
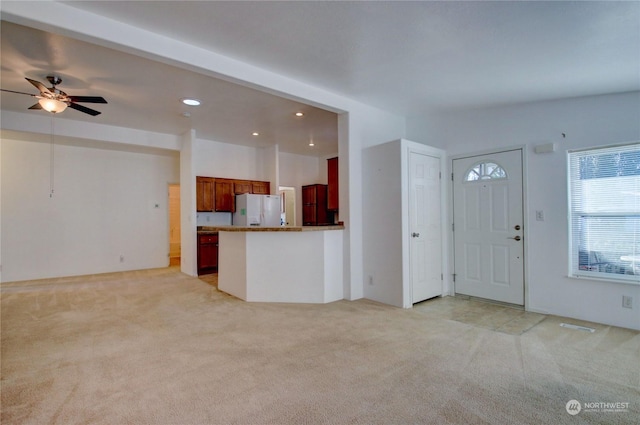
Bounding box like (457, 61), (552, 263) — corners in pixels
(1, 1), (639, 155)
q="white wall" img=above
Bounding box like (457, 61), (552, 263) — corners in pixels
(362, 141), (404, 306)
(180, 130), (197, 276)
(194, 138), (260, 178)
(408, 92), (640, 330)
(342, 108), (406, 301)
(1, 135), (179, 282)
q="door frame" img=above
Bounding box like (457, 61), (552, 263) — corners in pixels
(449, 145), (530, 310)
(168, 182), (181, 267)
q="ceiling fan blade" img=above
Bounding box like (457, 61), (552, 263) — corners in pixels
(68, 96), (108, 104)
(0, 88), (37, 96)
(68, 102), (101, 116)
(28, 103), (43, 110)
(25, 77), (52, 94)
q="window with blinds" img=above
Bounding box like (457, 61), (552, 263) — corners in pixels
(568, 143), (640, 283)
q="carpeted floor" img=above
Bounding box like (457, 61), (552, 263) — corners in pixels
(1, 267), (638, 424)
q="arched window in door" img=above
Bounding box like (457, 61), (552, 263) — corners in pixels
(464, 161), (507, 181)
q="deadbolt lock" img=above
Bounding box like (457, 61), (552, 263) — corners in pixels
(514, 225), (521, 230)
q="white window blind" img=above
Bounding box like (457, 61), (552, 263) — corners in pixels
(568, 143), (640, 283)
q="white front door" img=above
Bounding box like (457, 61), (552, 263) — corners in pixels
(452, 149), (524, 305)
(409, 151), (442, 303)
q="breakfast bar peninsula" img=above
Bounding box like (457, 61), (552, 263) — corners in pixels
(200, 225), (344, 304)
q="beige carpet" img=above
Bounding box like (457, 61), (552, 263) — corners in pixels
(1, 268), (638, 424)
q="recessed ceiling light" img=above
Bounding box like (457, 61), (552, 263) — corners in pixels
(295, 112), (304, 117)
(309, 140), (315, 147)
(252, 132), (260, 136)
(182, 98), (201, 106)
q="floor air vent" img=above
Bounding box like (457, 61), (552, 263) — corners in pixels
(560, 323), (595, 332)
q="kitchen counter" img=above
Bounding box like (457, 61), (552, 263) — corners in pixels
(198, 225), (344, 232)
(216, 226), (344, 304)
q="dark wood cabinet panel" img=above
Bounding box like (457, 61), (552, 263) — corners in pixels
(198, 234), (218, 275)
(214, 179), (235, 212)
(251, 181), (270, 195)
(234, 180), (251, 195)
(196, 177), (214, 212)
(302, 184), (331, 226)
(327, 157), (339, 211)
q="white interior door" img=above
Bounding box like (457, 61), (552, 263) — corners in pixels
(453, 149), (524, 305)
(410, 152), (442, 303)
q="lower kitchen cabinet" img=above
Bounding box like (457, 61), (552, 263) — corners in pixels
(198, 233), (219, 275)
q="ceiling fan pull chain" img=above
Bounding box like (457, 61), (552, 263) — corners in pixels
(50, 116), (55, 198)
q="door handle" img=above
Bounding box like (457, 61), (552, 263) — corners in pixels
(412, 232), (420, 238)
(508, 235), (521, 241)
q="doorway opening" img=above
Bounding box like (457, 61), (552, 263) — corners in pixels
(279, 186), (296, 226)
(168, 183), (181, 266)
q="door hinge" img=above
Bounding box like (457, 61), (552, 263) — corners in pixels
(452, 223), (455, 232)
(451, 173), (454, 181)
(452, 273), (456, 282)
(441, 273), (443, 280)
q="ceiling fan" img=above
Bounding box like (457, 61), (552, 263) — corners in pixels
(0, 75), (107, 116)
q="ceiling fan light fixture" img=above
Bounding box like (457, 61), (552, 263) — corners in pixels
(182, 98), (201, 106)
(39, 97), (67, 113)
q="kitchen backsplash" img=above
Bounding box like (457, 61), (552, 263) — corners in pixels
(197, 212), (232, 226)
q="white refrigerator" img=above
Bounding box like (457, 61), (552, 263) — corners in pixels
(233, 194), (282, 226)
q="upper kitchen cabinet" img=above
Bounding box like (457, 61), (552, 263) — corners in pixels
(251, 181), (270, 195)
(234, 180), (252, 195)
(327, 157), (339, 211)
(196, 177), (272, 213)
(214, 178), (235, 212)
(196, 177), (214, 212)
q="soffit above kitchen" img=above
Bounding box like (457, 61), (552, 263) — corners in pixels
(0, 21), (339, 157)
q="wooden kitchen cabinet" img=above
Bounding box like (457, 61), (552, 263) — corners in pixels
(198, 233), (218, 275)
(302, 184), (332, 226)
(196, 177), (214, 212)
(214, 178), (235, 212)
(234, 180), (252, 195)
(196, 177), (272, 213)
(327, 157), (339, 211)
(251, 181), (270, 195)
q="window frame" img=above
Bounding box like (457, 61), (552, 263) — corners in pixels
(567, 142), (640, 285)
